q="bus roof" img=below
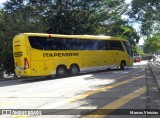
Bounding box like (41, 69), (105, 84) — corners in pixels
(18, 33), (127, 41)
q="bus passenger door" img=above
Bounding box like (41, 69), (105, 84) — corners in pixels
(110, 41), (125, 67)
(107, 51), (115, 66)
(114, 51), (123, 66)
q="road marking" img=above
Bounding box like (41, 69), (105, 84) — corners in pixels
(67, 75), (145, 102)
(37, 69), (145, 109)
(0, 99), (27, 108)
(11, 115), (28, 118)
(84, 86), (146, 118)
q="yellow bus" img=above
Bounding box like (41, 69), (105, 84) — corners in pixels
(13, 33), (133, 77)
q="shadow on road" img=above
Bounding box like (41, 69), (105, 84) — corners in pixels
(0, 68), (124, 87)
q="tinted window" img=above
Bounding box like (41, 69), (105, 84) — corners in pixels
(29, 36), (46, 50)
(28, 36), (100, 50)
(46, 38), (65, 50)
(110, 41), (124, 51)
(123, 41), (133, 56)
(45, 38), (98, 50)
(28, 36), (124, 51)
(105, 41), (110, 50)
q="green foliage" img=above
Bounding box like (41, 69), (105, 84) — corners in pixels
(46, 0), (127, 35)
(0, 10), (5, 74)
(129, 0), (160, 37)
(129, 0), (160, 55)
(143, 34), (160, 54)
(134, 46), (144, 55)
(105, 23), (140, 45)
(0, 0), (48, 75)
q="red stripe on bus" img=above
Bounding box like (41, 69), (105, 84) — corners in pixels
(49, 34), (52, 37)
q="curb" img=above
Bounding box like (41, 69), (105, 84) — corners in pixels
(0, 77), (18, 81)
(146, 64), (160, 111)
(0, 76), (48, 81)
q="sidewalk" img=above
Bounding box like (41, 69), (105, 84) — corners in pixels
(0, 74), (17, 81)
(147, 61), (160, 111)
(149, 61), (160, 85)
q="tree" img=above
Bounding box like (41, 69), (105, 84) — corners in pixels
(129, 0), (160, 37)
(129, 0), (160, 58)
(46, 0), (128, 34)
(102, 20), (140, 45)
(0, 0), (48, 76)
(0, 10), (5, 78)
(143, 34), (160, 61)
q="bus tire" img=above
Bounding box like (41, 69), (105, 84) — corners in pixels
(69, 64), (80, 76)
(120, 61), (126, 70)
(56, 65), (67, 77)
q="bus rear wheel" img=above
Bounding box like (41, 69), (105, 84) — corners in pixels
(56, 66), (67, 77)
(69, 64), (79, 76)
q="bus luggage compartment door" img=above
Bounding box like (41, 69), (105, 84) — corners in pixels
(31, 51), (45, 76)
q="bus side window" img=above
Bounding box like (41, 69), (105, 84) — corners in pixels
(29, 36), (46, 50)
(46, 41), (56, 50)
(110, 41), (117, 50)
(105, 41), (110, 50)
(97, 40), (106, 50)
(56, 39), (62, 50)
(117, 41), (124, 51)
(110, 41), (124, 51)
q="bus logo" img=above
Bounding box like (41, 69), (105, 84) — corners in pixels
(43, 53), (79, 57)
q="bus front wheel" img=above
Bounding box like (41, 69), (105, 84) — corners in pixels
(120, 61), (126, 70)
(56, 66), (67, 77)
(69, 64), (80, 76)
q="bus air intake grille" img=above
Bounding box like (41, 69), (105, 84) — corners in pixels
(14, 52), (23, 57)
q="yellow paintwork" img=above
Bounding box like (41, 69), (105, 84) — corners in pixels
(13, 33), (133, 77)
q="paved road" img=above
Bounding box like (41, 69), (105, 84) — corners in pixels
(0, 61), (152, 118)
